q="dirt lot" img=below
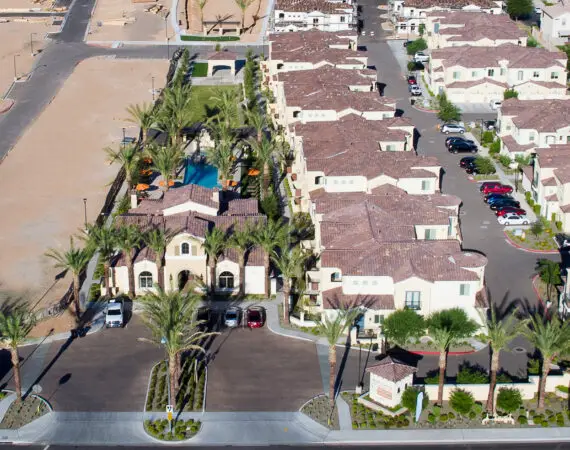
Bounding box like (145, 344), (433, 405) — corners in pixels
(0, 57), (168, 316)
(0, 21), (57, 97)
(185, 0), (268, 43)
(86, 0), (175, 42)
(0, 0), (54, 11)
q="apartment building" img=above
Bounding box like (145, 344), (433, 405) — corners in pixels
(540, 1), (570, 47)
(274, 0), (356, 32)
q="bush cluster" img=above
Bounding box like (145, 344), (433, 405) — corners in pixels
(243, 51), (258, 107)
(145, 418), (201, 440)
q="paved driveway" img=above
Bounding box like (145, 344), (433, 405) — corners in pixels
(205, 312), (322, 412)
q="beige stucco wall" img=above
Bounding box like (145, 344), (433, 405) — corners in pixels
(370, 372), (414, 408)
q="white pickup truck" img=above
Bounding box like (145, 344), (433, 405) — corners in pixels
(105, 299), (124, 328)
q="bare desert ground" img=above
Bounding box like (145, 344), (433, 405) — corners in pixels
(0, 21), (57, 97)
(0, 0), (54, 11)
(87, 0), (175, 42)
(0, 57), (168, 312)
(185, 0), (268, 43)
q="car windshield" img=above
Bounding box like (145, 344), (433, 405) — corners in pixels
(248, 311), (261, 320)
(226, 312), (237, 320)
(107, 310), (121, 315)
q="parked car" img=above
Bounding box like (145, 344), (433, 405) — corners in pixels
(449, 140), (477, 154)
(483, 120), (496, 130)
(489, 198), (521, 210)
(414, 51), (430, 63)
(480, 183), (513, 195)
(459, 156), (477, 168)
(105, 298), (124, 328)
(465, 163), (492, 174)
(495, 207), (527, 217)
(441, 123), (465, 134)
(497, 214), (529, 226)
(224, 307), (241, 328)
(485, 193), (513, 203)
(196, 306), (211, 330)
(535, 6), (542, 14)
(555, 233), (570, 249)
(446, 136), (475, 148)
(407, 74), (417, 84)
(490, 99), (502, 110)
(409, 85), (422, 96)
(479, 181), (501, 192)
(246, 307), (265, 329)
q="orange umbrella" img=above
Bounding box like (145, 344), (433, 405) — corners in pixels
(227, 180), (238, 187)
(248, 168), (260, 176)
(143, 157), (152, 164)
(159, 180), (175, 187)
(136, 183), (150, 191)
(140, 169), (152, 176)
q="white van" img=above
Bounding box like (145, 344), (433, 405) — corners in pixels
(105, 298), (124, 328)
(490, 99), (502, 110)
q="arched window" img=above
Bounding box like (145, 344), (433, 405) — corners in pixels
(181, 243), (190, 254)
(219, 271), (234, 289)
(139, 271), (153, 289)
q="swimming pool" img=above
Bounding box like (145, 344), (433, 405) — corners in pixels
(183, 159), (220, 188)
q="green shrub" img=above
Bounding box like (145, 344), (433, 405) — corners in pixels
(556, 385), (569, 393)
(481, 130), (495, 145)
(498, 154), (512, 168)
(456, 365), (488, 384)
(468, 411), (476, 420)
(496, 372), (513, 383)
(450, 389), (475, 416)
(518, 415), (528, 425)
(401, 387), (429, 415)
(527, 36), (539, 47)
(533, 204), (541, 215)
(475, 157), (497, 175)
(407, 61), (419, 72)
(556, 221), (563, 231)
(503, 88), (519, 100)
(424, 372), (439, 385)
(473, 402), (483, 415)
(489, 139), (501, 154)
(433, 405), (441, 416)
(496, 387), (523, 414)
(428, 413), (436, 423)
(406, 38), (428, 55)
(384, 310), (426, 348)
(448, 412), (456, 420)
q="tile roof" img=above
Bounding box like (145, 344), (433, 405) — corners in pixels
(277, 66), (377, 87)
(500, 98), (570, 132)
(543, 1), (570, 18)
(133, 184), (219, 215)
(431, 44), (566, 69)
(366, 356), (417, 382)
(404, 0), (497, 7)
(322, 287), (395, 310)
(545, 193), (559, 201)
(207, 51), (239, 61)
(222, 198), (260, 216)
(541, 177), (557, 187)
(536, 145), (570, 169)
(276, 0), (354, 13)
(500, 135), (536, 154)
(446, 78), (507, 89)
(284, 82), (396, 111)
(430, 11), (526, 42)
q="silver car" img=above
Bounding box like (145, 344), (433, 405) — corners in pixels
(224, 307), (241, 328)
(414, 51), (429, 63)
(441, 123), (465, 134)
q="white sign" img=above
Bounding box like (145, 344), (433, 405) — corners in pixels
(415, 392), (424, 423)
(166, 405), (173, 413)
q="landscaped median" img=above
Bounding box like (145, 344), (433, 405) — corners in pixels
(144, 418), (201, 441)
(300, 394), (340, 430)
(504, 226), (559, 253)
(0, 391), (51, 429)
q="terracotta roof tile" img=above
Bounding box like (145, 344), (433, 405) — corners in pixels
(501, 98), (570, 132)
(447, 78), (508, 89)
(276, 0), (354, 13)
(366, 356), (417, 382)
(500, 135), (536, 154)
(430, 11), (526, 42)
(278, 66), (376, 87)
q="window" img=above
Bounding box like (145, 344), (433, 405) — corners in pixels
(533, 71), (540, 78)
(421, 180), (431, 191)
(313, 18), (319, 24)
(529, 133), (535, 142)
(500, 68), (506, 76)
(551, 72), (559, 79)
(460, 283), (470, 296)
(405, 291), (421, 310)
(352, 280), (359, 285)
(331, 272), (342, 282)
(385, 144), (396, 151)
(374, 314), (385, 324)
(219, 271), (234, 289)
(139, 271), (153, 289)
(448, 217), (453, 236)
(181, 243), (190, 254)
(279, 12), (285, 18)
(487, 69), (494, 77)
(425, 229), (437, 240)
(434, 23), (440, 33)
(471, 71), (477, 78)
(315, 176), (324, 185)
(453, 71), (460, 80)
(340, 16), (346, 22)
(517, 70), (523, 81)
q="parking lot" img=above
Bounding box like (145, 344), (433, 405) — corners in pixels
(204, 308), (323, 412)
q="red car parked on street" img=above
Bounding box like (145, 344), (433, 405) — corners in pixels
(495, 207), (527, 217)
(480, 183), (513, 195)
(246, 307), (265, 329)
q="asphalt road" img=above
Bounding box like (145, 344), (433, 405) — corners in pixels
(2, 444), (570, 449)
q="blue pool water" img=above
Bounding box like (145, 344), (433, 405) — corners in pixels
(183, 159), (220, 188)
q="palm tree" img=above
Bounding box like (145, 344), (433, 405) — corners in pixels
(248, 137), (274, 199)
(271, 246), (309, 324)
(244, 108), (266, 143)
(203, 227), (227, 294)
(275, 137), (294, 175)
(535, 259), (562, 306)
(427, 308), (479, 405)
(144, 227), (175, 290)
(126, 102), (155, 144)
(145, 144), (184, 192)
(81, 225), (117, 298)
(315, 308), (361, 412)
(524, 314), (570, 409)
(139, 287), (218, 403)
(210, 89), (239, 128)
(234, 0), (254, 32)
(0, 308), (36, 402)
(198, 0), (208, 31)
(158, 84), (194, 146)
(228, 223), (254, 296)
(479, 308), (528, 413)
(253, 219), (287, 298)
(116, 225), (143, 298)
(104, 143), (141, 190)
(205, 141), (235, 192)
(45, 237), (93, 319)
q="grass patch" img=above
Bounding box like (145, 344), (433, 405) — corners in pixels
(506, 230), (558, 252)
(301, 395), (340, 430)
(146, 360), (206, 412)
(181, 35), (240, 41)
(0, 395), (49, 429)
(144, 418), (201, 440)
(187, 85), (241, 124)
(473, 174), (500, 181)
(191, 62), (208, 77)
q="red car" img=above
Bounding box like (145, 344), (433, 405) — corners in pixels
(407, 75), (417, 85)
(480, 183), (513, 195)
(246, 307), (265, 328)
(495, 207), (527, 217)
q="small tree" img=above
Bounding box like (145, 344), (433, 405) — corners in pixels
(449, 388), (475, 416)
(507, 0), (533, 19)
(401, 387), (428, 417)
(503, 89), (519, 100)
(437, 92), (462, 123)
(382, 309), (426, 348)
(496, 387), (523, 414)
(530, 220), (544, 238)
(406, 38), (427, 55)
(527, 36), (539, 47)
(418, 23), (425, 36)
(535, 258), (561, 303)
(474, 157), (496, 175)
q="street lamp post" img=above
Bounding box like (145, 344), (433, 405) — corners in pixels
(83, 198), (87, 228)
(30, 33), (36, 56)
(151, 76), (155, 101)
(167, 38), (171, 60)
(122, 127), (126, 148)
(13, 54), (19, 81)
(479, 118), (484, 143)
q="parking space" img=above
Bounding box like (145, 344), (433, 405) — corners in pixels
(205, 310), (322, 412)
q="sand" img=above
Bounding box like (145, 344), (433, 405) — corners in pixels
(0, 57), (169, 311)
(0, 21), (57, 97)
(0, 0), (54, 11)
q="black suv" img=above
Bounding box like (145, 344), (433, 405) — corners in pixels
(449, 140), (478, 154)
(489, 198), (521, 210)
(459, 156), (477, 168)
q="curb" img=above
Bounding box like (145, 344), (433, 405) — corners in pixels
(409, 349), (476, 356)
(411, 105), (437, 113)
(532, 274), (550, 317)
(503, 231), (559, 254)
